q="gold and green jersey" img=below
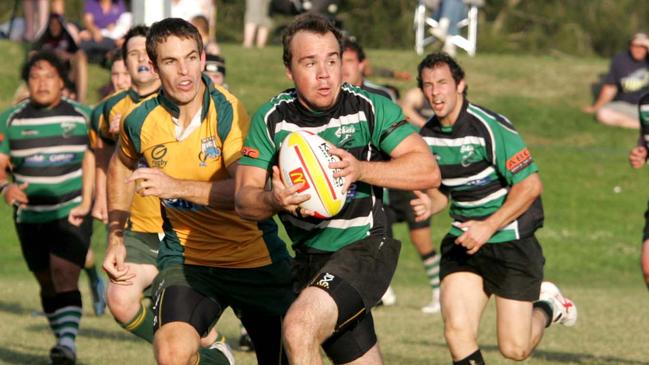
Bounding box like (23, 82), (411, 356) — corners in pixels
(420, 100), (543, 243)
(0, 99), (90, 223)
(119, 74), (288, 268)
(97, 88), (162, 233)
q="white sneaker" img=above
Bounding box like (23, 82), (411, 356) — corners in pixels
(421, 288), (441, 314)
(378, 285), (397, 306)
(539, 281), (577, 327)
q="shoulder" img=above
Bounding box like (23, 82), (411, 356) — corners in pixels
(254, 89), (298, 121)
(104, 90), (130, 111)
(466, 103), (518, 136)
(63, 99), (92, 119)
(0, 101), (29, 123)
(123, 96), (160, 133)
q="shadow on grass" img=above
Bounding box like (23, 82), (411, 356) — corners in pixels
(25, 323), (137, 342)
(0, 299), (33, 315)
(0, 346), (47, 365)
(405, 340), (647, 365)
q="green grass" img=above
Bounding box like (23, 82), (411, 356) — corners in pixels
(1, 40), (649, 364)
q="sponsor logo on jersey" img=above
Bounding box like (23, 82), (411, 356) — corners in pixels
(61, 121), (77, 138)
(335, 125), (355, 139)
(506, 148), (532, 174)
(315, 273), (335, 289)
(460, 144), (476, 167)
(150, 144), (168, 168)
(241, 146), (259, 158)
(161, 198), (204, 211)
(20, 129), (38, 136)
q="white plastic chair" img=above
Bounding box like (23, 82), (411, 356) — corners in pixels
(414, 0), (482, 56)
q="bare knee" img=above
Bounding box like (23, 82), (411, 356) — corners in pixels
(444, 317), (474, 344)
(106, 284), (140, 322)
(499, 341), (531, 361)
(155, 335), (195, 365)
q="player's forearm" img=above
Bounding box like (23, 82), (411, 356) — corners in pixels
(172, 179), (235, 208)
(107, 154), (134, 236)
(360, 151), (440, 191)
(235, 186), (278, 221)
(484, 173), (542, 231)
(426, 188), (449, 215)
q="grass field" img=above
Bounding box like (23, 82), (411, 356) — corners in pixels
(1, 40), (649, 364)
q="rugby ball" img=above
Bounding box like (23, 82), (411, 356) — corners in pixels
(279, 130), (346, 219)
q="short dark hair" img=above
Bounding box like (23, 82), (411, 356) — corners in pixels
(146, 18), (203, 66)
(282, 13), (342, 68)
(342, 37), (365, 62)
(21, 50), (66, 83)
(122, 25), (150, 64)
(417, 52), (467, 96)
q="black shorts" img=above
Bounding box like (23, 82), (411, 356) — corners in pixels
(16, 216), (93, 272)
(384, 189), (431, 231)
(643, 200), (649, 241)
(439, 234), (544, 301)
(293, 236), (401, 363)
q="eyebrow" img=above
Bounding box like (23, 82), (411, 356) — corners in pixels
(297, 51), (339, 63)
(160, 49), (199, 63)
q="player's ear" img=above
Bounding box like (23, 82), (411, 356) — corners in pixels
(457, 79), (466, 95)
(285, 66), (293, 82)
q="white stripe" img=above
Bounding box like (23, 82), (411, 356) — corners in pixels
(274, 111), (367, 136)
(11, 115), (86, 127)
(50, 305), (82, 316)
(423, 135), (485, 147)
(23, 196), (81, 212)
(466, 106), (497, 164)
(57, 328), (80, 337)
(469, 104), (518, 135)
(10, 145), (87, 158)
(443, 166), (495, 187)
(641, 104), (649, 112)
(52, 315), (81, 325)
(454, 188), (507, 207)
(285, 214), (371, 231)
(14, 169), (82, 184)
(263, 93), (296, 149)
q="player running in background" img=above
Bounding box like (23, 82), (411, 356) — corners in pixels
(411, 52), (577, 365)
(0, 51), (94, 365)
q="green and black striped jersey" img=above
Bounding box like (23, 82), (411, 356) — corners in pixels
(0, 99), (90, 223)
(420, 100), (544, 243)
(240, 83), (416, 252)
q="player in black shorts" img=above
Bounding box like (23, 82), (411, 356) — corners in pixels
(411, 53), (577, 364)
(236, 14), (441, 365)
(0, 52), (94, 365)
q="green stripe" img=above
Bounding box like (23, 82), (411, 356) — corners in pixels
(211, 89), (233, 142)
(123, 98), (159, 154)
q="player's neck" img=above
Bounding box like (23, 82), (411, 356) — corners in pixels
(132, 80), (160, 97)
(177, 82), (206, 128)
(440, 96), (464, 127)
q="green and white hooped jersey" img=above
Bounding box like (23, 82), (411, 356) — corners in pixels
(0, 99), (90, 223)
(240, 83), (416, 252)
(420, 100), (544, 243)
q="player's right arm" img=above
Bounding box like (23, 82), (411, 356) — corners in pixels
(235, 165), (309, 220)
(235, 104), (310, 220)
(103, 112), (140, 284)
(0, 111), (28, 207)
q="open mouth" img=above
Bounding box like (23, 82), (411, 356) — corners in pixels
(137, 65), (150, 73)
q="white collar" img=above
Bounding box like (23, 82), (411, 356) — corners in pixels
(172, 106), (202, 141)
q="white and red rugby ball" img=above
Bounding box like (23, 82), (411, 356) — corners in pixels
(279, 130), (346, 219)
